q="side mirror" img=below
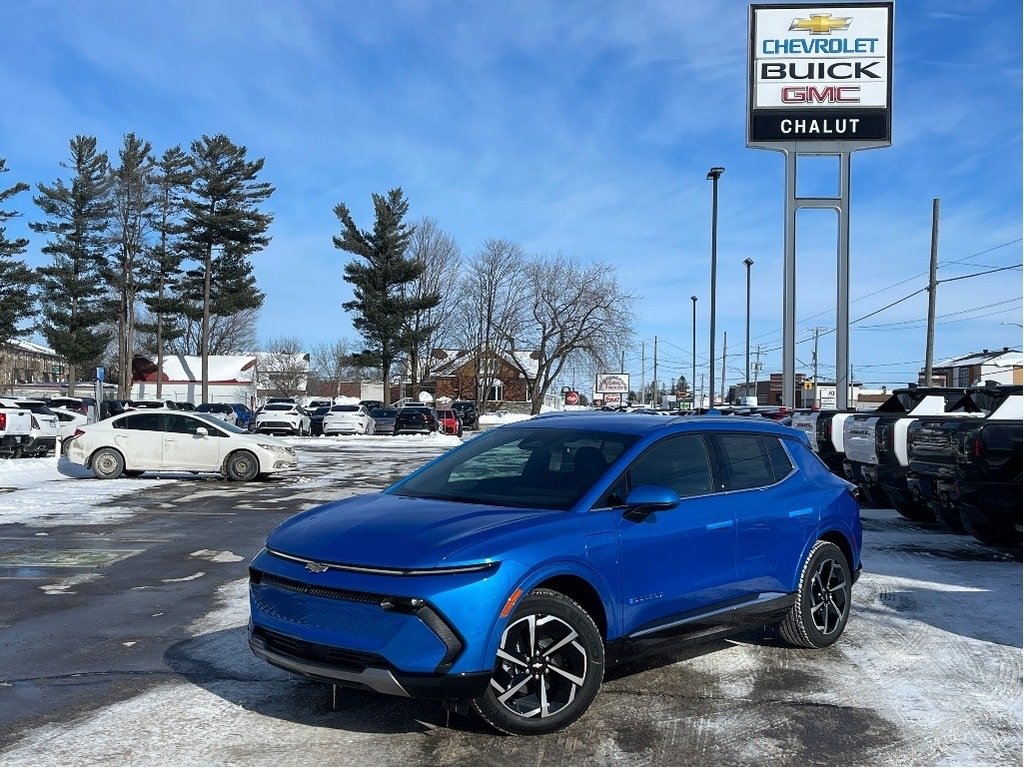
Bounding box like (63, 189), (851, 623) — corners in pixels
(196, 427), (209, 437)
(624, 485), (681, 519)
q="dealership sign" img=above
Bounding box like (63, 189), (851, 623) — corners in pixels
(748, 3), (893, 145)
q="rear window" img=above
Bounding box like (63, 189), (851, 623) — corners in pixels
(331, 405), (359, 412)
(264, 403), (293, 411)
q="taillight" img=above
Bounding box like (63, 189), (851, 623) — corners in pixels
(0, 413), (5, 430)
(72, 428), (86, 440)
(973, 435), (984, 458)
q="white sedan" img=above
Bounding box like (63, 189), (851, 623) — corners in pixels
(322, 404), (376, 436)
(64, 409), (297, 481)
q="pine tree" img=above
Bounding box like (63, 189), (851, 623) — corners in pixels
(0, 158), (35, 350)
(183, 134), (273, 403)
(139, 145), (191, 398)
(333, 188), (438, 387)
(30, 136), (113, 396)
(107, 133), (156, 398)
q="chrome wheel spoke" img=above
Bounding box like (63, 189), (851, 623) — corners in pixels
(540, 629), (579, 658)
(547, 661), (586, 687)
(497, 647), (528, 668)
(495, 673), (531, 704)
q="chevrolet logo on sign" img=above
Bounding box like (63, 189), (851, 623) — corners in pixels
(789, 13), (852, 35)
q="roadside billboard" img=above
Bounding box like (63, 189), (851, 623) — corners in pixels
(595, 373), (630, 395)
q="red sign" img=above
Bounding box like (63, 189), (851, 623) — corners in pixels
(565, 391), (579, 406)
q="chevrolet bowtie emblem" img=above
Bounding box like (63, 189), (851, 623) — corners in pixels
(790, 13), (852, 35)
(305, 561), (329, 573)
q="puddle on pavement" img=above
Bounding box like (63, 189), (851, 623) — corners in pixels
(0, 548), (143, 568)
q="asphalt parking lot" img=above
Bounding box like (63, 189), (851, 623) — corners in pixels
(0, 436), (1020, 766)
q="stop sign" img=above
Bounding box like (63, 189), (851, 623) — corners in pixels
(565, 391), (579, 406)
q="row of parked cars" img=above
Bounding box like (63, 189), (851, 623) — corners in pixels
(297, 400), (480, 438)
(791, 383), (1022, 548)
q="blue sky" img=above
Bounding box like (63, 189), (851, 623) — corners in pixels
(1, 0), (1021, 393)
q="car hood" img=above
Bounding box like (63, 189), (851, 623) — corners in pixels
(266, 493), (553, 569)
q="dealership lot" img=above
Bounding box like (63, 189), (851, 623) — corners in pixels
(0, 436), (1020, 766)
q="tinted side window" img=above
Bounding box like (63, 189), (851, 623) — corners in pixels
(766, 436), (794, 481)
(627, 434), (713, 498)
(714, 434), (775, 490)
(116, 413), (161, 432)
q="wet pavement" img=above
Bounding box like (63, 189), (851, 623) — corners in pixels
(0, 438), (1020, 766)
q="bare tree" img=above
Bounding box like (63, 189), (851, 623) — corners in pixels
(504, 254), (636, 414)
(260, 335), (309, 399)
(454, 239), (526, 405)
(403, 218), (461, 388)
(161, 307), (259, 356)
(309, 339), (366, 397)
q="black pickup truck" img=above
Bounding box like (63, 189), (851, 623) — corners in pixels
(907, 385), (1022, 546)
(841, 387), (976, 521)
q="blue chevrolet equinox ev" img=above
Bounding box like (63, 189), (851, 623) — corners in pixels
(249, 413), (862, 735)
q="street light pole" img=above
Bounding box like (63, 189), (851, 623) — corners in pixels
(743, 257), (753, 402)
(691, 295), (697, 409)
(706, 166), (724, 406)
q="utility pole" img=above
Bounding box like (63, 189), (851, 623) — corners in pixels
(652, 336), (659, 409)
(720, 331), (727, 406)
(924, 198), (940, 386)
(753, 344), (762, 403)
(812, 327), (820, 409)
(640, 342), (645, 406)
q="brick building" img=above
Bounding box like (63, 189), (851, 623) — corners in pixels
(418, 349), (539, 405)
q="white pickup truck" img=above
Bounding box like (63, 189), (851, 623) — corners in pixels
(0, 398), (33, 458)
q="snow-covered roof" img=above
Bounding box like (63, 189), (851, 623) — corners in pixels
(5, 339), (58, 357)
(934, 348), (1022, 368)
(430, 348), (539, 380)
(144, 355), (257, 383)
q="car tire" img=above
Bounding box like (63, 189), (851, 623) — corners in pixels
(367, 421), (375, 435)
(471, 589), (604, 736)
(91, 448), (125, 480)
(225, 450), (260, 482)
(779, 540), (851, 649)
(960, 507), (1020, 549)
(932, 499), (968, 534)
(893, 499), (934, 523)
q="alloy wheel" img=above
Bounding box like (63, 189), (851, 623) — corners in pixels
(809, 557), (848, 636)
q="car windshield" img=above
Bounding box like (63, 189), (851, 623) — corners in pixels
(190, 412), (249, 434)
(390, 426), (638, 510)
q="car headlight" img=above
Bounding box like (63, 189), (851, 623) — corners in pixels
(257, 443), (291, 453)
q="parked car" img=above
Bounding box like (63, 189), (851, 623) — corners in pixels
(0, 398), (33, 458)
(435, 408), (463, 436)
(46, 396), (97, 422)
(309, 405), (332, 437)
(369, 407), (399, 435)
(64, 409), (297, 481)
(53, 408), (90, 453)
(230, 403), (256, 430)
(907, 384), (1022, 546)
(15, 400), (61, 457)
(99, 400), (130, 420)
(128, 399), (180, 410)
(255, 403), (311, 436)
(359, 399), (385, 412)
(322, 404), (376, 436)
(306, 399), (334, 411)
(393, 405), (438, 434)
(196, 403), (239, 425)
(249, 413), (862, 735)
(452, 400), (479, 430)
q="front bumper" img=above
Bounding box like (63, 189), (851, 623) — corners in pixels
(249, 626), (491, 699)
(248, 549), (514, 698)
